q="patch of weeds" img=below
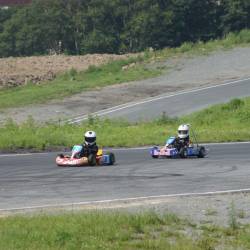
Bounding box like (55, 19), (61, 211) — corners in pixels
(164, 213), (182, 225)
(205, 208), (218, 216)
(86, 64), (101, 73)
(55, 230), (72, 247)
(178, 42), (193, 53)
(131, 216), (145, 234)
(196, 235), (216, 250)
(222, 98), (244, 111)
(238, 210), (246, 219)
(186, 220), (197, 228)
(163, 229), (181, 239)
(200, 220), (214, 225)
(200, 224), (221, 233)
(146, 212), (166, 225)
(87, 114), (96, 125)
(156, 65), (167, 71)
(156, 112), (179, 125)
(69, 67), (77, 81)
(62, 67), (78, 81)
(228, 201), (240, 231)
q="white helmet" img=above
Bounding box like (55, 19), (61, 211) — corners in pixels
(84, 131), (96, 145)
(178, 124), (189, 139)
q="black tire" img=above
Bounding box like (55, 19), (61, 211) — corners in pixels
(107, 152), (115, 165)
(179, 148), (188, 158)
(88, 154), (96, 166)
(152, 155), (159, 159)
(198, 146), (205, 158)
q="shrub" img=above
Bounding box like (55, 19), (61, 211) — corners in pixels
(222, 98), (244, 111)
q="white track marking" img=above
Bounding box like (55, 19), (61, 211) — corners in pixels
(68, 77), (250, 124)
(107, 141), (250, 150)
(0, 153), (33, 157)
(0, 152), (49, 157)
(0, 141), (249, 157)
(2, 188), (250, 212)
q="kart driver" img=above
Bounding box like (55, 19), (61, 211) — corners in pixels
(174, 124), (191, 151)
(165, 124), (191, 151)
(79, 131), (99, 157)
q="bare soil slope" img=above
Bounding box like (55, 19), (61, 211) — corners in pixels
(0, 54), (132, 88)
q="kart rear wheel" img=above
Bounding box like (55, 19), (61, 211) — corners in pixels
(198, 147), (205, 158)
(88, 154), (96, 166)
(180, 148), (187, 158)
(107, 152), (115, 165)
(57, 153), (64, 158)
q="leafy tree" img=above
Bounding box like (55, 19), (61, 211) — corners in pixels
(0, 0), (249, 57)
(220, 0), (250, 33)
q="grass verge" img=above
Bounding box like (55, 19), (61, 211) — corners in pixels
(0, 210), (250, 250)
(0, 29), (250, 109)
(0, 97), (249, 151)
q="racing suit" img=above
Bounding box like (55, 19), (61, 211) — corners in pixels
(79, 142), (98, 158)
(173, 136), (190, 151)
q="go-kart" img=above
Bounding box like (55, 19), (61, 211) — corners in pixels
(150, 136), (206, 159)
(56, 145), (115, 167)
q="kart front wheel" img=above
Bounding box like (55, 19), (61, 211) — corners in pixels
(180, 148), (187, 158)
(88, 154), (97, 166)
(198, 147), (205, 158)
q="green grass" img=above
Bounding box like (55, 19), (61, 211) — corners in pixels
(0, 97), (250, 151)
(149, 29), (250, 60)
(1, 29), (250, 109)
(0, 56), (161, 109)
(1, 210), (250, 250)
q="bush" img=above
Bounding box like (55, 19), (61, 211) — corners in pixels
(86, 65), (101, 73)
(177, 42), (193, 53)
(222, 98), (244, 111)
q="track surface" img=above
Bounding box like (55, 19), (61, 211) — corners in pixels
(69, 78), (250, 123)
(0, 143), (250, 210)
(1, 78), (250, 210)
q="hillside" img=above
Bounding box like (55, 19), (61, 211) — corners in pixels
(0, 46), (250, 124)
(0, 54), (133, 88)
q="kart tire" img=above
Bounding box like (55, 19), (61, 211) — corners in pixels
(107, 152), (115, 165)
(198, 146), (205, 158)
(152, 155), (159, 159)
(88, 154), (96, 166)
(180, 148), (187, 158)
(151, 147), (159, 158)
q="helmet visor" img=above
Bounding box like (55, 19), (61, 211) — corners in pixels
(85, 136), (96, 144)
(178, 130), (188, 135)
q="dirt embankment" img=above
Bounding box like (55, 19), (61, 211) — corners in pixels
(0, 54), (133, 88)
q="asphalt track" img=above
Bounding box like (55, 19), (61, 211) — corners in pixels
(0, 143), (250, 210)
(69, 77), (250, 123)
(1, 78), (250, 211)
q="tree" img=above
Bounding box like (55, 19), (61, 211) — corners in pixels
(220, 0), (250, 33)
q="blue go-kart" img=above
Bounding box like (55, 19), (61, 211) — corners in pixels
(150, 136), (206, 159)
